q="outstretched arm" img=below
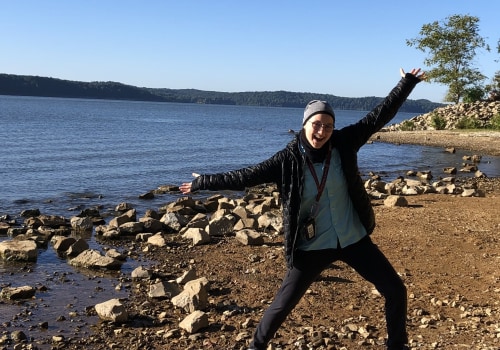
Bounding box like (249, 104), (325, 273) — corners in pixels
(339, 67), (426, 150)
(178, 147), (288, 194)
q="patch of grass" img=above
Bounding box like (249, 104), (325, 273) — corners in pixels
(488, 113), (500, 130)
(431, 113), (447, 130)
(400, 120), (415, 131)
(456, 116), (482, 129)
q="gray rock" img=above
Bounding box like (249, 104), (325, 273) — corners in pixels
(235, 229), (265, 246)
(461, 188), (476, 197)
(186, 214), (209, 229)
(14, 228), (29, 237)
(109, 209), (136, 228)
(131, 266), (152, 279)
(384, 195), (408, 207)
(160, 212), (189, 231)
(139, 217), (164, 233)
(95, 299), (129, 323)
(176, 268), (197, 285)
(118, 221), (144, 235)
(69, 249), (122, 270)
(0, 285), (36, 300)
(106, 248), (126, 260)
(66, 238), (89, 257)
(182, 228), (210, 246)
(148, 281), (181, 299)
(178, 310), (208, 334)
(20, 209), (40, 218)
(257, 211), (282, 232)
(234, 217), (258, 231)
(0, 240), (38, 261)
(171, 277), (208, 313)
(206, 216), (234, 236)
(52, 236), (77, 252)
(38, 215), (68, 228)
(115, 202), (134, 212)
(70, 216), (94, 231)
(147, 233), (166, 247)
(10, 330), (28, 342)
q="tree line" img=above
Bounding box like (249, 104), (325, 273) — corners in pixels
(0, 73), (442, 114)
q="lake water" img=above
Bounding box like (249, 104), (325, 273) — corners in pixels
(1, 95), (500, 346)
(2, 95), (499, 221)
(0, 96), (500, 220)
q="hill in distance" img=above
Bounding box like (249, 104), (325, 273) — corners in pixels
(0, 73), (443, 113)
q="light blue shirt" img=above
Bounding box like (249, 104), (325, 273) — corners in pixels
(297, 148), (367, 250)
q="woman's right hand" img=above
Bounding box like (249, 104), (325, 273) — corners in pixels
(179, 173), (200, 194)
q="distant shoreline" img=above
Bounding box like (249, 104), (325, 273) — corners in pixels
(0, 73), (443, 113)
(371, 130), (500, 156)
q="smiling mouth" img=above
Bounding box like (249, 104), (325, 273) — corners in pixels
(313, 135), (326, 142)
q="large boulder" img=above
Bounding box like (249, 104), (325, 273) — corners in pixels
(69, 249), (122, 270)
(178, 310), (208, 334)
(70, 216), (94, 232)
(182, 228), (210, 246)
(95, 299), (129, 323)
(171, 277), (209, 313)
(235, 229), (265, 246)
(0, 240), (38, 261)
(0, 285), (36, 300)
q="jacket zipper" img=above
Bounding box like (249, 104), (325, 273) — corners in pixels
(288, 146), (306, 268)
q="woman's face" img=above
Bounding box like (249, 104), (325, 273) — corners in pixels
(303, 114), (334, 149)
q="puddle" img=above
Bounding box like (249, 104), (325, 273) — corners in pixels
(0, 232), (148, 349)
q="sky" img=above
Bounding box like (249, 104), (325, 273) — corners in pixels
(1, 1), (499, 103)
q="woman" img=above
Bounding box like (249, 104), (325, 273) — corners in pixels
(180, 68), (426, 350)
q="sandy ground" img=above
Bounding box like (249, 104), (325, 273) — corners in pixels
(372, 130), (500, 156)
(103, 181), (500, 350)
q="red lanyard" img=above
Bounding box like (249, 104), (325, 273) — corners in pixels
(305, 147), (332, 215)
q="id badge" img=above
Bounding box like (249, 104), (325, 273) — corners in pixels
(302, 217), (316, 241)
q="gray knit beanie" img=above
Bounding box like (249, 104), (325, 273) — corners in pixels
(303, 100), (335, 125)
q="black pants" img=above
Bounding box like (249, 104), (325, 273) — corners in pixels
(249, 236), (408, 349)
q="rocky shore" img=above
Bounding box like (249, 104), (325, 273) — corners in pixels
(372, 100), (500, 157)
(1, 127), (500, 349)
(386, 101), (500, 132)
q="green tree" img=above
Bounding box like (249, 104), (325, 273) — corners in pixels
(463, 85), (486, 103)
(486, 72), (500, 100)
(485, 39), (500, 100)
(406, 14), (489, 103)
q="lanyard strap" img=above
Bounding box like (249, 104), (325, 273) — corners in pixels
(305, 147), (332, 215)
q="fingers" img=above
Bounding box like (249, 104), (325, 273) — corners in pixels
(401, 67), (427, 81)
(411, 68), (427, 81)
(179, 173), (200, 194)
(179, 182), (192, 194)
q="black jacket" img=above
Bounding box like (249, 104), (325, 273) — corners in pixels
(191, 73), (421, 268)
